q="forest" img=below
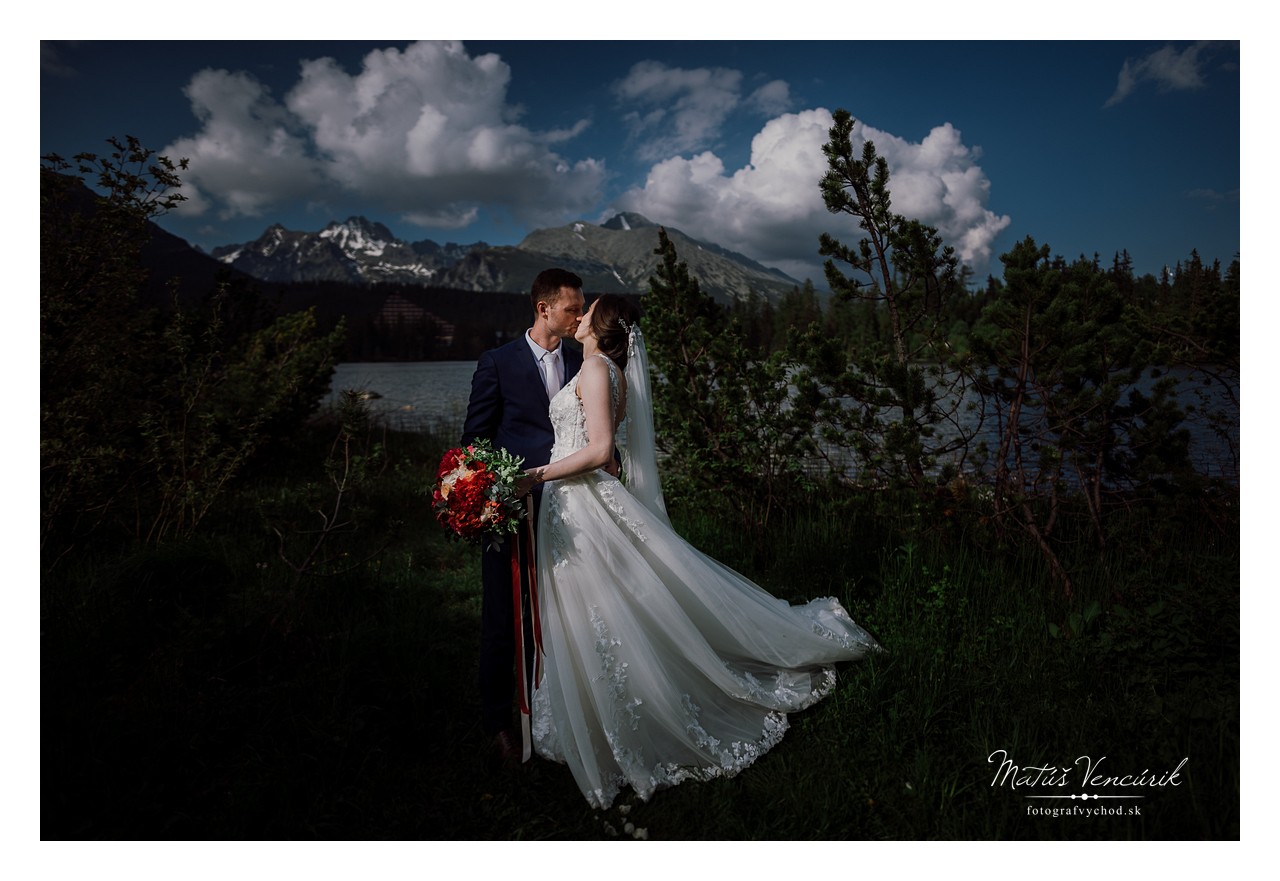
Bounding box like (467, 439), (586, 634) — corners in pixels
(220, 243), (1238, 367)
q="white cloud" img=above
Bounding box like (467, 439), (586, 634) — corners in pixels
(747, 79), (792, 117)
(1104, 42), (1212, 107)
(402, 206), (480, 229)
(613, 61), (748, 160)
(613, 108), (1011, 280)
(167, 68), (325, 219)
(165, 41), (605, 231)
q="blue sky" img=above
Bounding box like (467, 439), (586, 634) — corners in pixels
(40, 38), (1240, 286)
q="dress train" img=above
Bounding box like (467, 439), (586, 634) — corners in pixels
(531, 355), (879, 809)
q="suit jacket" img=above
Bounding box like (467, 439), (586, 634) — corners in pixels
(461, 336), (583, 470)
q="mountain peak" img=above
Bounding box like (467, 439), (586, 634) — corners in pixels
(210, 212), (799, 302)
(601, 212), (658, 232)
(213, 217), (464, 285)
(319, 216), (397, 257)
(326, 216), (395, 238)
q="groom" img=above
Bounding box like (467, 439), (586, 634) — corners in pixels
(461, 267), (586, 764)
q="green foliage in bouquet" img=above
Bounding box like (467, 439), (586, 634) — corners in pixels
(431, 439), (528, 543)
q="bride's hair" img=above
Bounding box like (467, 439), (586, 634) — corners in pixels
(588, 294), (641, 369)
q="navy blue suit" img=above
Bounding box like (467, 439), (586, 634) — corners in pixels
(461, 336), (582, 736)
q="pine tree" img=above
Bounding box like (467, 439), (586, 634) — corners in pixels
(643, 229), (822, 532)
(972, 237), (1196, 596)
(799, 109), (979, 488)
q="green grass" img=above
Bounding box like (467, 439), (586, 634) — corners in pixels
(41, 426), (1239, 839)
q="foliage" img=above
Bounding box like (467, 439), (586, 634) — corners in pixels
(139, 296), (347, 543)
(1134, 250), (1240, 477)
(41, 138), (345, 553)
(969, 238), (1200, 595)
(265, 390), (392, 600)
(40, 425), (1239, 839)
(643, 229), (823, 533)
(38, 125), (1239, 841)
(772, 279), (823, 352)
(639, 109), (1233, 600)
(800, 108), (981, 488)
(41, 139), (187, 545)
(641, 111), (1233, 592)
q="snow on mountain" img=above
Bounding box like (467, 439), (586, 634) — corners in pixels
(210, 212), (800, 303)
(318, 217), (394, 258)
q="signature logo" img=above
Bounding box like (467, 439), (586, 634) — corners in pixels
(989, 749), (1188, 800)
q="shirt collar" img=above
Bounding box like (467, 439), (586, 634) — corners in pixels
(525, 330), (561, 362)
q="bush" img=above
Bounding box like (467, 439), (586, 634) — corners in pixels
(41, 138), (345, 553)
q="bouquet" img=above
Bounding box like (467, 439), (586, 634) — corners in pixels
(431, 439), (527, 543)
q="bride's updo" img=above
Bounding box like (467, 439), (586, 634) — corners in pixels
(588, 294), (641, 369)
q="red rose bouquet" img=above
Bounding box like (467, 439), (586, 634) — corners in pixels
(432, 439), (527, 543)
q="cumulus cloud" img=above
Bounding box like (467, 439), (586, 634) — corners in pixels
(1104, 42), (1213, 107)
(166, 41), (605, 230)
(612, 108), (1011, 279)
(167, 68), (326, 218)
(747, 79), (792, 117)
(614, 61), (746, 160)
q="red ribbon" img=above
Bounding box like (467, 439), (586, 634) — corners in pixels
(511, 496), (543, 763)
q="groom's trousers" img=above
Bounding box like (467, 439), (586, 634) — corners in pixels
(478, 490), (542, 737)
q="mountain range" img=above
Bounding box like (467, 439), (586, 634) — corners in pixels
(210, 213), (801, 303)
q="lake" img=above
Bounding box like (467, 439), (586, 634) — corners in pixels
(323, 361), (479, 436)
(322, 361), (1239, 484)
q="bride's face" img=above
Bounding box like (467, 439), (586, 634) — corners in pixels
(575, 300), (597, 344)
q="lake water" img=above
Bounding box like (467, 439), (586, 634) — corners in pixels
(324, 361), (479, 436)
(322, 361), (1239, 484)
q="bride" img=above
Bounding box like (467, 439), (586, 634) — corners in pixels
(516, 294), (881, 810)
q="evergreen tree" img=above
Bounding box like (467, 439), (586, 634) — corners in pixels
(774, 280), (823, 352)
(799, 109), (979, 488)
(972, 237), (1196, 596)
(730, 288), (776, 353)
(1147, 250), (1240, 475)
(643, 229), (822, 532)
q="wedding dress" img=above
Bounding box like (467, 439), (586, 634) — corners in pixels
(531, 335), (880, 810)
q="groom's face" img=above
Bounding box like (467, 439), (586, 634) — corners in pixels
(545, 287), (585, 340)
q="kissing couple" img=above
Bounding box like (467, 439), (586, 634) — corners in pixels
(461, 267), (880, 810)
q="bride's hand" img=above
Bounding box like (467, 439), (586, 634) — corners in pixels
(514, 470), (541, 497)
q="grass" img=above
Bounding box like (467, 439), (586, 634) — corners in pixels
(41, 422), (1239, 839)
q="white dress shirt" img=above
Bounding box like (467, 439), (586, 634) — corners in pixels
(526, 331), (564, 400)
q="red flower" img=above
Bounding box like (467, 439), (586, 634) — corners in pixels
(430, 441), (526, 544)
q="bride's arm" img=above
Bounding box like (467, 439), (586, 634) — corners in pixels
(521, 357), (615, 489)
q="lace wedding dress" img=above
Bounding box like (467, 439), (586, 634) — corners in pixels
(531, 348), (880, 810)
